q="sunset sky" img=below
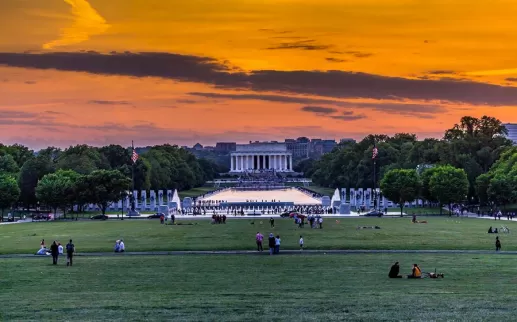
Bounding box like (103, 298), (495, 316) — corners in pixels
(1, 0), (517, 149)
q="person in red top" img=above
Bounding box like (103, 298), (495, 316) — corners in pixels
(160, 214), (165, 224)
(40, 239), (45, 249)
(256, 232), (264, 252)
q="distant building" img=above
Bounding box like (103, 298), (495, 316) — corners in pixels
(215, 142), (237, 153)
(285, 137), (310, 158)
(193, 143), (204, 150)
(311, 139), (337, 156)
(230, 142), (293, 172)
(503, 123), (517, 144)
(340, 138), (356, 144)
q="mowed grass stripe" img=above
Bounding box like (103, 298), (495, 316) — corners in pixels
(1, 254), (517, 321)
(0, 217), (509, 254)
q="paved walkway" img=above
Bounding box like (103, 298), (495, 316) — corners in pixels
(1, 249), (514, 259)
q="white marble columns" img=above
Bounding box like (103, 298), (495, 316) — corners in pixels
(230, 153), (293, 172)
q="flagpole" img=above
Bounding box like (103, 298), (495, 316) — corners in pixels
(131, 140), (135, 211)
(373, 141), (377, 211)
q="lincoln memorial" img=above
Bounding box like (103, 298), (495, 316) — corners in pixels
(230, 143), (293, 173)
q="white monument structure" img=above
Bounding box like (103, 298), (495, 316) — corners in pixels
(229, 142), (293, 173)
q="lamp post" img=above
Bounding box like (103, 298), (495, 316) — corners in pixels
(121, 190), (130, 220)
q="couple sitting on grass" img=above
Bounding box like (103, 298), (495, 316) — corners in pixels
(114, 239), (125, 253)
(389, 262), (444, 279)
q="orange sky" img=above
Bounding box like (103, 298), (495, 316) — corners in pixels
(1, 0), (517, 149)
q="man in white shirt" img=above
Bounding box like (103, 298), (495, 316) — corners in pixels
(119, 240), (125, 252)
(299, 236), (304, 250)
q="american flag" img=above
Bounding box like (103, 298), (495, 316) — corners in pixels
(131, 149), (139, 163)
(372, 145), (378, 159)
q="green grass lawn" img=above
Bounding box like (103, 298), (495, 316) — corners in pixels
(303, 186), (335, 196)
(0, 253), (515, 321)
(179, 186), (217, 198)
(0, 217), (510, 254)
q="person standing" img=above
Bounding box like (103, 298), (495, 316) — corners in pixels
(299, 235), (304, 250)
(275, 235), (281, 254)
(58, 242), (63, 256)
(50, 241), (59, 265)
(256, 232), (264, 252)
(66, 239), (75, 266)
(268, 233), (275, 255)
(269, 217), (275, 228)
(496, 236), (501, 251)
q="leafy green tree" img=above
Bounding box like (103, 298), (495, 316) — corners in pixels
(380, 169), (421, 216)
(77, 170), (131, 215)
(429, 165), (469, 215)
(0, 154), (20, 175)
(0, 143), (34, 168)
(487, 175), (515, 210)
(36, 170), (78, 216)
(56, 144), (109, 174)
(475, 173), (492, 206)
(18, 154), (56, 209)
(0, 175), (21, 221)
(420, 166), (438, 205)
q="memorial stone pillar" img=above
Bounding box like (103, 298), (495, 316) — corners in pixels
(289, 155), (293, 171)
(231, 156), (234, 171)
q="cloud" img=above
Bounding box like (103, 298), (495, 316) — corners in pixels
(343, 51), (373, 58)
(330, 111), (367, 121)
(176, 99), (199, 104)
(300, 106), (338, 115)
(258, 29), (292, 34)
(88, 100), (130, 105)
(506, 78), (517, 82)
(325, 57), (347, 63)
(426, 70), (456, 75)
(4, 51), (517, 105)
(43, 0), (110, 49)
(266, 40), (331, 51)
(189, 91), (445, 117)
(300, 106), (366, 121)
(0, 110), (39, 119)
(24, 81), (37, 84)
(188, 91), (346, 106)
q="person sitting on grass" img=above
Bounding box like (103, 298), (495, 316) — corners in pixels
(388, 262), (402, 278)
(36, 247), (50, 255)
(119, 239), (125, 252)
(114, 240), (121, 252)
(407, 264), (422, 279)
(488, 226), (494, 233)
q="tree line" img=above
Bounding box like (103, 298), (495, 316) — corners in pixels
(0, 144), (223, 219)
(298, 115), (512, 209)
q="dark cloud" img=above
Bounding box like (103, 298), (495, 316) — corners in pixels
(506, 78), (517, 82)
(24, 80), (37, 84)
(325, 57), (347, 63)
(343, 51), (373, 58)
(189, 92), (444, 117)
(427, 70), (456, 75)
(176, 99), (198, 104)
(330, 112), (367, 121)
(188, 91), (345, 106)
(3, 51), (517, 106)
(88, 100), (130, 105)
(300, 106), (338, 115)
(0, 110), (39, 119)
(266, 40), (331, 51)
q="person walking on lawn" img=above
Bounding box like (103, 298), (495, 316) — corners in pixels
(50, 241), (59, 265)
(66, 239), (75, 266)
(496, 236), (501, 252)
(268, 233), (275, 255)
